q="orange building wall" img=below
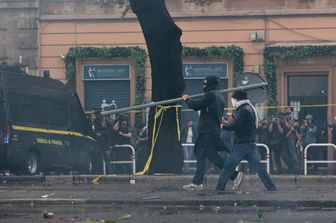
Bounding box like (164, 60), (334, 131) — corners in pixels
(39, 0), (336, 103)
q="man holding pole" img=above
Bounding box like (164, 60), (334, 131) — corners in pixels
(181, 75), (242, 191)
(216, 90), (277, 192)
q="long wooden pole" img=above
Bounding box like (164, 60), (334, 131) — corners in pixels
(101, 82), (267, 116)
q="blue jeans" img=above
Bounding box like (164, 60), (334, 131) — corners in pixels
(287, 139), (299, 172)
(183, 145), (193, 170)
(216, 143), (277, 191)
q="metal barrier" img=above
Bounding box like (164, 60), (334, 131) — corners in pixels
(181, 143), (197, 164)
(107, 144), (136, 175)
(304, 143), (336, 175)
(181, 143), (270, 173)
(241, 143), (270, 174)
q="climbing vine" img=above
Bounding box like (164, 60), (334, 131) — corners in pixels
(64, 45), (244, 125)
(64, 46), (146, 127)
(64, 46), (146, 106)
(264, 45), (336, 109)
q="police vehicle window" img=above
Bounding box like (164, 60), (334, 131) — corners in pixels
(69, 101), (90, 133)
(70, 106), (83, 131)
(0, 90), (6, 140)
(0, 89), (5, 121)
(8, 91), (68, 126)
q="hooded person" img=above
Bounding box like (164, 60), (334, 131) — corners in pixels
(203, 75), (220, 91)
(216, 90), (277, 192)
(181, 75), (241, 191)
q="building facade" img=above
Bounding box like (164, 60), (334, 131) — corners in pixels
(0, 0), (39, 74)
(2, 0), (336, 144)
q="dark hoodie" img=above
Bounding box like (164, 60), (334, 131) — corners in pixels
(185, 76), (225, 135)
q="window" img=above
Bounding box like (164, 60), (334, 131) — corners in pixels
(70, 94), (93, 135)
(8, 91), (69, 127)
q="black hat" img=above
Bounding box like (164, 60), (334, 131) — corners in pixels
(119, 113), (129, 121)
(205, 75), (220, 86)
(232, 90), (247, 101)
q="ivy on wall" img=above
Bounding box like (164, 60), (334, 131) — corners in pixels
(184, 0), (222, 6)
(65, 46), (146, 128)
(64, 46), (147, 107)
(65, 45), (244, 104)
(264, 45), (336, 109)
(64, 45), (243, 125)
(92, 0), (127, 7)
(182, 45), (244, 81)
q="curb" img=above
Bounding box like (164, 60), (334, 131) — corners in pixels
(0, 197), (335, 208)
(1, 175), (336, 186)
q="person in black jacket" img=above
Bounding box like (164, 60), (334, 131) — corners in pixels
(181, 75), (240, 191)
(331, 116), (336, 145)
(216, 90), (277, 192)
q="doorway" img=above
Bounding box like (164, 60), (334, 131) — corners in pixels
(287, 74), (328, 171)
(287, 74), (328, 131)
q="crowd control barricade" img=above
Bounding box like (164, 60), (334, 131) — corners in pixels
(107, 144), (136, 175)
(240, 143), (270, 174)
(181, 143), (270, 173)
(181, 143), (197, 165)
(304, 143), (336, 175)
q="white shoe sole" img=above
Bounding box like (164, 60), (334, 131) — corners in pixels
(232, 172), (243, 190)
(183, 186), (204, 191)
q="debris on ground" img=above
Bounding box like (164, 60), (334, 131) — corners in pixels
(41, 192), (55, 198)
(91, 175), (103, 185)
(119, 214), (132, 220)
(143, 195), (160, 200)
(256, 212), (264, 222)
(42, 211), (54, 219)
(212, 206), (221, 214)
(104, 220), (117, 223)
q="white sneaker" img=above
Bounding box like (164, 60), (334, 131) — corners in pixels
(232, 172), (243, 190)
(183, 183), (204, 191)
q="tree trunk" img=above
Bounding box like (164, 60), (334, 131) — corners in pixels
(130, 0), (185, 174)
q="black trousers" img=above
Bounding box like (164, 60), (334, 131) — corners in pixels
(192, 133), (236, 185)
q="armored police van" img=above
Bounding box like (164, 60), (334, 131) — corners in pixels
(0, 66), (103, 175)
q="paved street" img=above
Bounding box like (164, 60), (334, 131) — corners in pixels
(0, 175), (335, 222)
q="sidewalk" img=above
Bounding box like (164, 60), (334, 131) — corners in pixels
(0, 175), (335, 208)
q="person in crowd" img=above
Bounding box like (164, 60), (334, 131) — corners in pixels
(118, 116), (133, 174)
(109, 115), (133, 174)
(256, 117), (269, 163)
(285, 119), (301, 174)
(285, 106), (295, 123)
(300, 114), (318, 170)
(221, 113), (234, 149)
(118, 116), (132, 144)
(91, 110), (102, 136)
(301, 114), (318, 147)
(257, 117), (269, 146)
(108, 117), (120, 146)
(90, 110), (112, 173)
(107, 118), (120, 174)
(181, 118), (197, 173)
(268, 115), (287, 174)
(216, 90), (276, 192)
(95, 118), (112, 173)
(330, 116), (336, 145)
(181, 75), (241, 191)
(135, 123), (149, 172)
